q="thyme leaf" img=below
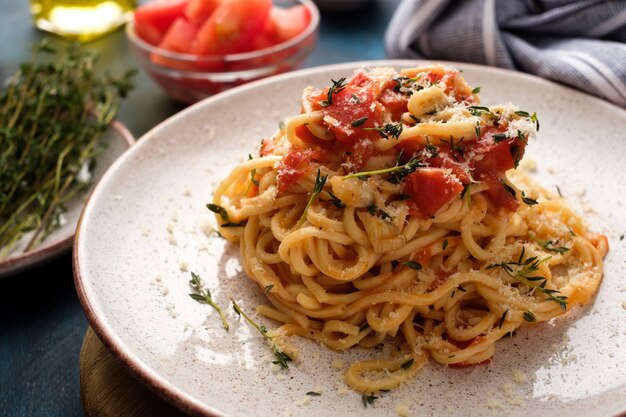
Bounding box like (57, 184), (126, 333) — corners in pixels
(189, 272), (229, 331)
(297, 169), (327, 227)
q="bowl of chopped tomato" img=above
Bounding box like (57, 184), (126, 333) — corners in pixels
(127, 0), (319, 104)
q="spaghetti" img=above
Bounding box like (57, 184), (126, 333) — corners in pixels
(210, 65), (607, 393)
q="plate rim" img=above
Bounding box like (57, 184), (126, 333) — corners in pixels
(72, 59), (626, 417)
(0, 119), (135, 278)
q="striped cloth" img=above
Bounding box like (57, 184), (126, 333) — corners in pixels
(385, 0), (626, 107)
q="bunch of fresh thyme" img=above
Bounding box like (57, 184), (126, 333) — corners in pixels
(0, 40), (135, 258)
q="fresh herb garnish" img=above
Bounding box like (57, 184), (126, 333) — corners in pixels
(487, 248), (567, 310)
(365, 122), (403, 140)
(189, 272), (229, 331)
(472, 86), (481, 94)
(362, 393), (378, 408)
(400, 358), (414, 369)
(327, 190), (346, 208)
(468, 105), (492, 117)
(521, 191), (538, 206)
(318, 77), (347, 107)
(501, 180), (516, 198)
(541, 240), (570, 254)
(351, 117), (368, 127)
(460, 182), (472, 203)
(306, 391), (322, 396)
(556, 185), (563, 197)
(425, 139), (439, 157)
(231, 298), (293, 368)
(492, 133), (508, 143)
(440, 136), (465, 161)
(279, 120), (286, 131)
(297, 169), (327, 227)
(515, 110), (540, 131)
(523, 311), (536, 322)
(498, 309), (509, 329)
(207, 203), (246, 228)
(475, 121), (481, 138)
(0, 40), (135, 257)
(403, 261), (422, 270)
(350, 93), (362, 104)
(457, 284), (467, 292)
(367, 204), (392, 221)
(443, 239), (449, 250)
(264, 284), (274, 294)
(344, 155), (424, 181)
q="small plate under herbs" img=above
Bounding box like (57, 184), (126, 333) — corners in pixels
(0, 121), (134, 277)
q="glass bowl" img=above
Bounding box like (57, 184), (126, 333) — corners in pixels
(126, 0), (319, 104)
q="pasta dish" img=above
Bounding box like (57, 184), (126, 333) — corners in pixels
(210, 65), (607, 393)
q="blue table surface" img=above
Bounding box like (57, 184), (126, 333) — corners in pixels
(0, 1), (400, 415)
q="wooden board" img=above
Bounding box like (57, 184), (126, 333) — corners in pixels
(79, 327), (188, 417)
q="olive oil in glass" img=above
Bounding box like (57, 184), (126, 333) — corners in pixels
(31, 0), (136, 42)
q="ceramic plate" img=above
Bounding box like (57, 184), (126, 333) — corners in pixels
(0, 121), (134, 277)
(74, 61), (626, 417)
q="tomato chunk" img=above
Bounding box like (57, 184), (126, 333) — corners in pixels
(275, 148), (326, 193)
(192, 0), (272, 55)
(270, 5), (311, 43)
(474, 167), (519, 213)
(404, 168), (464, 219)
(184, 0), (221, 23)
(134, 0), (190, 45)
(477, 128), (526, 172)
(157, 17), (200, 53)
(323, 74), (382, 142)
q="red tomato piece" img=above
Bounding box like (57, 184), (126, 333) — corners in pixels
(428, 151), (471, 184)
(184, 0), (221, 24)
(192, 0), (272, 55)
(157, 17), (200, 53)
(474, 167), (519, 213)
(476, 127), (526, 172)
(404, 168), (464, 219)
(270, 5), (311, 43)
(322, 78), (382, 143)
(276, 148), (326, 193)
(134, 0), (190, 45)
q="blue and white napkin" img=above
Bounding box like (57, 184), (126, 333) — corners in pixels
(385, 0), (626, 107)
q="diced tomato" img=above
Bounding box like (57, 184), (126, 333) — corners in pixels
(276, 148), (326, 193)
(134, 0), (190, 45)
(428, 151), (471, 184)
(474, 167), (519, 213)
(269, 5), (311, 43)
(184, 0), (221, 23)
(476, 127), (526, 172)
(378, 88), (409, 120)
(192, 0), (272, 55)
(322, 77), (383, 143)
(157, 17), (200, 53)
(295, 125), (321, 145)
(404, 168), (464, 219)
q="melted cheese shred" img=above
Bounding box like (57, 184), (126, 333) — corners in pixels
(211, 65), (607, 394)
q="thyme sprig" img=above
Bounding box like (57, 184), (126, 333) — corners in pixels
(189, 272), (229, 331)
(297, 169), (327, 227)
(343, 155), (424, 181)
(362, 393), (378, 408)
(514, 110), (540, 131)
(319, 77), (347, 107)
(486, 248), (568, 310)
(365, 122), (403, 140)
(231, 298), (293, 368)
(207, 203), (246, 228)
(0, 40), (135, 258)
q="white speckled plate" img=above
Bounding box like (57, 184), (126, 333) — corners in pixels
(0, 121), (134, 277)
(74, 61), (626, 417)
